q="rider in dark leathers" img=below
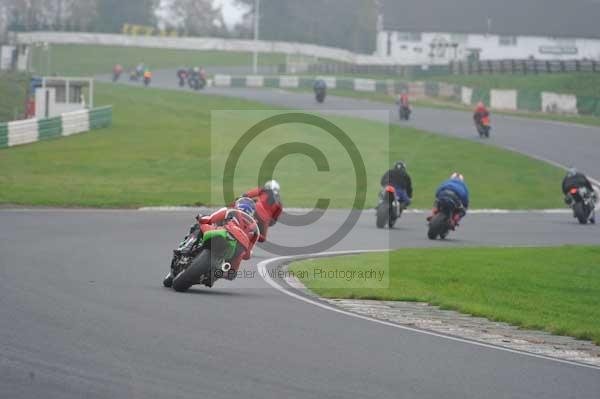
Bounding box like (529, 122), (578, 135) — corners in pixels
(562, 168), (596, 224)
(380, 161), (413, 207)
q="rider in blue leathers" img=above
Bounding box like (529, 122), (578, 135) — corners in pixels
(428, 173), (469, 228)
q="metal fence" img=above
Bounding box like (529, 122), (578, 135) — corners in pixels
(449, 59), (600, 75)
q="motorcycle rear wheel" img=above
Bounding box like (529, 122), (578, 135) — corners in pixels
(428, 213), (447, 240)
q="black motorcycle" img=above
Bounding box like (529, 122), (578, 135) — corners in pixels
(566, 186), (596, 224)
(315, 87), (326, 103)
(188, 75), (207, 91)
(474, 114), (491, 138)
(314, 80), (327, 103)
(177, 71), (188, 87)
(376, 185), (403, 228)
(428, 190), (464, 240)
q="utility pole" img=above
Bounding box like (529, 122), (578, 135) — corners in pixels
(252, 0), (260, 74)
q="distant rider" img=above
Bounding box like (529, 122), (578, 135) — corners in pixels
(163, 198), (260, 286)
(136, 63), (145, 78)
(427, 173), (469, 228)
(242, 180), (283, 242)
(397, 92), (410, 108)
(314, 79), (327, 92)
(473, 101), (490, 125)
(380, 161), (413, 208)
(113, 64), (123, 81)
(562, 168), (596, 223)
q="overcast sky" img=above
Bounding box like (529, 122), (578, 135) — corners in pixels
(214, 0), (246, 27)
(157, 0), (246, 28)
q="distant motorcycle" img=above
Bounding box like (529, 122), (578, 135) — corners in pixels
(376, 185), (403, 229)
(399, 105), (411, 121)
(129, 70), (139, 81)
(427, 190), (464, 240)
(314, 79), (327, 103)
(177, 70), (188, 87)
(566, 186), (596, 224)
(188, 75), (206, 91)
(475, 114), (491, 138)
(112, 67), (123, 82)
(143, 75), (151, 87)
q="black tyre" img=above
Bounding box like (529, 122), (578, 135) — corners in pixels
(376, 205), (388, 228)
(172, 249), (213, 292)
(574, 202), (588, 224)
(428, 213), (447, 240)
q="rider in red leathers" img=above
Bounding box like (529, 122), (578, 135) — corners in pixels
(242, 180), (283, 242)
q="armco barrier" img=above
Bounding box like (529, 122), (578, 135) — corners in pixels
(577, 96), (600, 116)
(461, 87), (473, 105)
(517, 89), (542, 112)
(38, 116), (63, 141)
(0, 122), (8, 148)
(8, 119), (38, 147)
(207, 74), (600, 119)
(541, 92), (578, 115)
(0, 106), (112, 149)
(490, 90), (518, 111)
(62, 110), (90, 136)
(89, 106), (113, 130)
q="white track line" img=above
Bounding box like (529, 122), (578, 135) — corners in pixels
(257, 251), (600, 371)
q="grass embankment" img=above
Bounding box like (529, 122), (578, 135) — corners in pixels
(30, 44), (287, 76)
(290, 246), (600, 344)
(0, 72), (29, 122)
(0, 83), (564, 208)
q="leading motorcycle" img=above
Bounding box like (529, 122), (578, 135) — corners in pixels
(566, 186), (596, 224)
(167, 211), (258, 292)
(427, 190), (464, 240)
(376, 185), (403, 229)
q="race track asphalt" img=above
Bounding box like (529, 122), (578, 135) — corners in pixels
(1, 71), (599, 398)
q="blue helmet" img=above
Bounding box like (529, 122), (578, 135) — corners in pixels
(235, 197), (256, 217)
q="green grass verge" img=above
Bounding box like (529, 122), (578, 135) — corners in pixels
(290, 246), (600, 344)
(0, 72), (30, 122)
(0, 83), (564, 208)
(30, 44), (287, 76)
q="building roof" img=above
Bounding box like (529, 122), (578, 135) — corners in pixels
(380, 0), (600, 39)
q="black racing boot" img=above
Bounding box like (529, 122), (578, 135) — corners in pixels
(163, 271), (174, 288)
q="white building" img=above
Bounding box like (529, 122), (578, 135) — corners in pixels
(376, 0), (600, 65)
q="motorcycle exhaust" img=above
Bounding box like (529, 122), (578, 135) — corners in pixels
(221, 262), (232, 273)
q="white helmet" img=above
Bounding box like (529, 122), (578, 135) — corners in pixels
(450, 172), (464, 181)
(264, 180), (280, 195)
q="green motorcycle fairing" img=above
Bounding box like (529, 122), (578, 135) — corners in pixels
(202, 229), (238, 260)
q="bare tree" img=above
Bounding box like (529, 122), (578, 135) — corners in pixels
(170, 0), (226, 36)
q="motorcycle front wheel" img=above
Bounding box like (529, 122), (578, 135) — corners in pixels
(172, 249), (215, 292)
(573, 202), (589, 224)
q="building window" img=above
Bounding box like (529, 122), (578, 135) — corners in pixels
(499, 36), (517, 46)
(396, 32), (422, 42)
